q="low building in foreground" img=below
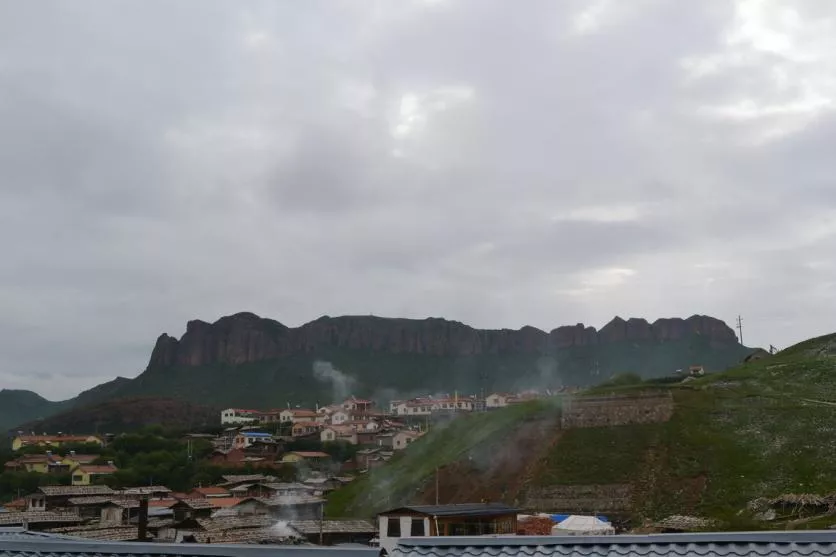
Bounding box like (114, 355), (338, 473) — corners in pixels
(377, 504), (518, 555)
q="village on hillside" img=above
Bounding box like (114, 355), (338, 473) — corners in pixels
(0, 390), (574, 545)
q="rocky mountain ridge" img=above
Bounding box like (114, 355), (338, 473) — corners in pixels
(2, 312), (750, 432)
(148, 312), (739, 368)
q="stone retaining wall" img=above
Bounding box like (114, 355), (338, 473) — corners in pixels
(560, 392), (674, 428)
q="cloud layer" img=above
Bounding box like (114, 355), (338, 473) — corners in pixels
(2, 0), (835, 398)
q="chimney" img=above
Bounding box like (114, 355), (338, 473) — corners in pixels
(137, 497), (149, 541)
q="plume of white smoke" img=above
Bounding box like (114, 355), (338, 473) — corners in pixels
(272, 520), (298, 538)
(313, 361), (357, 404)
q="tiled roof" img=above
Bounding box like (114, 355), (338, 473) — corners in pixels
(14, 435), (99, 444)
(394, 532), (836, 557)
(289, 409), (318, 417)
(288, 451), (330, 458)
(191, 527), (299, 544)
(256, 495), (324, 507)
(39, 485), (114, 497)
(63, 455), (99, 464)
(206, 498), (246, 509)
(175, 498), (215, 510)
(46, 525), (147, 542)
(119, 485), (172, 495)
(0, 512), (83, 526)
(220, 474), (270, 484)
(197, 516), (276, 531)
(66, 497), (114, 506)
(259, 483), (315, 492)
(76, 464), (117, 474)
(192, 486), (231, 496)
(289, 520), (375, 535)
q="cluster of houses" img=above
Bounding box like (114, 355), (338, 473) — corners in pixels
(224, 390), (571, 425)
(215, 396), (424, 470)
(388, 389), (563, 416)
(0, 474), (379, 545)
(5, 435), (115, 487)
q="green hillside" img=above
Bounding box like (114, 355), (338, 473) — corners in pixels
(328, 333), (836, 530)
(0, 390), (68, 433)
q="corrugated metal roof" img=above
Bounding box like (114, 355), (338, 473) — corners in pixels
(381, 504), (519, 518)
(0, 536), (377, 557)
(0, 528), (78, 541)
(393, 531), (836, 557)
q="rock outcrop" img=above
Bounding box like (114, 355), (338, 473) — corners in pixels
(146, 312), (741, 369)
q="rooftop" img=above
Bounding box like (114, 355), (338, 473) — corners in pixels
(380, 503), (518, 518)
(289, 520), (375, 535)
(40, 485), (114, 497)
(0, 512), (84, 527)
(0, 535), (377, 557)
(192, 486), (232, 496)
(45, 525), (147, 542)
(77, 464), (117, 474)
(394, 531), (836, 557)
(220, 474), (271, 484)
(119, 485), (172, 495)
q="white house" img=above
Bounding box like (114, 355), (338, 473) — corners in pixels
(232, 431), (273, 449)
(396, 403), (432, 417)
(485, 393), (510, 409)
(280, 409), (319, 423)
(220, 408), (260, 425)
(320, 426), (358, 445)
(393, 430), (422, 450)
(342, 396), (374, 413)
(330, 410), (351, 425)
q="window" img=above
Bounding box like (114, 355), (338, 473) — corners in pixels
(73, 475), (83, 483)
(386, 517), (401, 537)
(411, 518), (425, 536)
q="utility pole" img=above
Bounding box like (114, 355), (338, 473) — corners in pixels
(435, 467), (439, 505)
(319, 502), (324, 545)
(736, 315), (744, 345)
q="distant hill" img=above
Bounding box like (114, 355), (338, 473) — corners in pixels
(327, 332), (836, 530)
(1, 312), (752, 432)
(0, 389), (69, 434)
(16, 397), (219, 434)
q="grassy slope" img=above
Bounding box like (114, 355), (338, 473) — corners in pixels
(328, 333), (836, 528)
(326, 400), (562, 516)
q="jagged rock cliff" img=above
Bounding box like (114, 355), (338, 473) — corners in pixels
(2, 312), (750, 431)
(147, 312), (740, 368)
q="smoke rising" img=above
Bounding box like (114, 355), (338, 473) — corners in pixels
(313, 360), (357, 403)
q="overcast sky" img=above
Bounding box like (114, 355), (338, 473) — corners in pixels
(2, 0), (835, 399)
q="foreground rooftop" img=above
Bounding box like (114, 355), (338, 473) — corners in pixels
(393, 531), (836, 557)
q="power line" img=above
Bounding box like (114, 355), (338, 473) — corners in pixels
(736, 315), (744, 345)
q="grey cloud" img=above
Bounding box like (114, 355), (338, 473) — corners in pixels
(2, 0), (836, 398)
